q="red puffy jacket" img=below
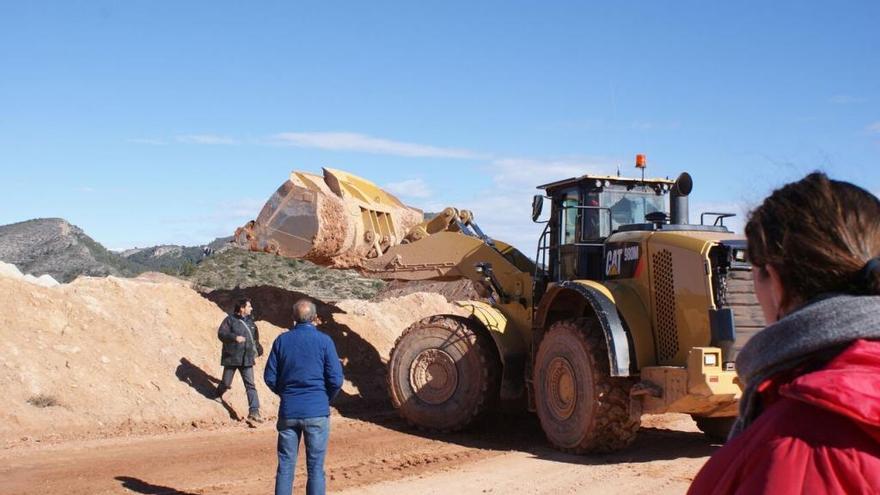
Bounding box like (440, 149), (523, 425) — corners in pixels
(689, 339), (880, 494)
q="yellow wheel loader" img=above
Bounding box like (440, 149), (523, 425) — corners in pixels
(237, 163), (762, 452)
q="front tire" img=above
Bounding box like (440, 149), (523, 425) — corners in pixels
(387, 315), (500, 431)
(534, 318), (640, 453)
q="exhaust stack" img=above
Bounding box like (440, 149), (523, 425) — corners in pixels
(670, 172), (693, 225)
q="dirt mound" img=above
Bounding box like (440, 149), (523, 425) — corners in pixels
(0, 273), (287, 445)
(134, 271), (192, 286)
(0, 267), (467, 444)
(373, 279), (485, 302)
(202, 286), (467, 409)
(0, 261), (61, 288)
(334, 293), (469, 360)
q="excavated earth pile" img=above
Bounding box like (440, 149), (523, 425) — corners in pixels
(202, 285), (467, 408)
(0, 262), (466, 445)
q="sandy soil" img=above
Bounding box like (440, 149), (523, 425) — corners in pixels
(0, 264), (716, 494)
(0, 269), (467, 445)
(0, 412), (715, 495)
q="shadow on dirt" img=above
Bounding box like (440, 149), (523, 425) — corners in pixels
(358, 410), (717, 465)
(198, 285), (718, 465)
(174, 357), (239, 420)
(200, 285), (387, 415)
(115, 476), (199, 495)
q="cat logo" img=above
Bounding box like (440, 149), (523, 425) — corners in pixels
(605, 243), (641, 279)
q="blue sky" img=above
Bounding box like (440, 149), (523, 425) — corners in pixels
(1, 1), (878, 254)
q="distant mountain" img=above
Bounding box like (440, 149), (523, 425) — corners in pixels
(0, 218), (146, 282)
(119, 241), (229, 276)
(118, 236), (234, 276)
(0, 219), (383, 300)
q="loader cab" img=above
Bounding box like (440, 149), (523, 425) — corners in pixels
(535, 175), (673, 283)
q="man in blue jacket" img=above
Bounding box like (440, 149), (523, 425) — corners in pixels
(264, 299), (344, 495)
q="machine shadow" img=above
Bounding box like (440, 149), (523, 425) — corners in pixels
(390, 374), (718, 465)
(408, 412), (718, 465)
(115, 476), (199, 495)
(199, 286), (718, 465)
(200, 285), (388, 415)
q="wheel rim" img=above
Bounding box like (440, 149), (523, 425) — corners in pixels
(545, 356), (577, 420)
(409, 348), (458, 405)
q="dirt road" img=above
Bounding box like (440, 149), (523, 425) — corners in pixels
(0, 413), (715, 495)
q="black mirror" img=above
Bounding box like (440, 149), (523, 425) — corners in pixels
(531, 195), (544, 222)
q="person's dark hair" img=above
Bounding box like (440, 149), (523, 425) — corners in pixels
(745, 172), (880, 308)
(293, 299), (317, 324)
(233, 298), (251, 315)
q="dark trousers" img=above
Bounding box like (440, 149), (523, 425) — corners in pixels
(219, 366), (260, 415)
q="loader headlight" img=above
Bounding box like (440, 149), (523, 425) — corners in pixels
(703, 353), (719, 367)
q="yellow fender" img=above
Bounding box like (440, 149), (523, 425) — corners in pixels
(455, 300), (528, 403)
(534, 281), (634, 377)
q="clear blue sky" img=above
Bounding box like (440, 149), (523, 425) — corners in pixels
(2, 1), (878, 253)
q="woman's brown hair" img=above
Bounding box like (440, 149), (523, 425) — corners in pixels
(745, 172), (880, 308)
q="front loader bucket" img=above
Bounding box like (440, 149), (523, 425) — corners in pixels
(235, 168), (424, 268)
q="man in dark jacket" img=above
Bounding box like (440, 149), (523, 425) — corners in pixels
(217, 298), (264, 425)
(265, 299), (344, 495)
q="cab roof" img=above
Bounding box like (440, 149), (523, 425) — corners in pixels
(538, 174), (675, 191)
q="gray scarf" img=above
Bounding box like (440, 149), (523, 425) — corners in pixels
(731, 294), (880, 439)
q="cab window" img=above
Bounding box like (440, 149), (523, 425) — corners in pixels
(558, 189), (579, 245)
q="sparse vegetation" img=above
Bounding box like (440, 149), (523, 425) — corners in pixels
(187, 248), (385, 301)
(27, 394), (60, 408)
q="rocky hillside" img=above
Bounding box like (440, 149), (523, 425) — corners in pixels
(188, 248), (385, 301)
(0, 218), (384, 300)
(119, 236), (234, 276)
(0, 218), (145, 282)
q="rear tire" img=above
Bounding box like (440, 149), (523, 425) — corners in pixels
(534, 318), (640, 453)
(387, 315), (500, 431)
(692, 416), (735, 442)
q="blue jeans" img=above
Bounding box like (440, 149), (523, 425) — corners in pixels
(275, 416), (330, 495)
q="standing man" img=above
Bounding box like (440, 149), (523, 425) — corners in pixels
(265, 299), (344, 495)
(216, 298), (264, 426)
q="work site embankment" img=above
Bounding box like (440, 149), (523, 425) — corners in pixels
(203, 285), (467, 408)
(0, 264), (465, 446)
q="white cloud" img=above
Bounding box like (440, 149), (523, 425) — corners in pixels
(630, 120), (681, 131)
(78, 186), (96, 193)
(452, 157), (616, 254)
(385, 178), (433, 199)
(176, 134), (239, 145)
(162, 198), (264, 232)
(222, 198), (265, 218)
(829, 95), (866, 105)
(127, 138), (167, 145)
(489, 158), (610, 189)
(270, 132), (486, 159)
(866, 122), (880, 135)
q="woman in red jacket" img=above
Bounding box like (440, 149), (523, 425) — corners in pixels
(689, 172), (880, 495)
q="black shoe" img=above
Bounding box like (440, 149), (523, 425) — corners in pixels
(214, 385), (228, 401)
(246, 412), (265, 426)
